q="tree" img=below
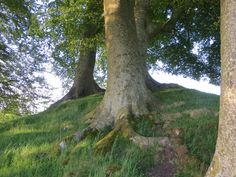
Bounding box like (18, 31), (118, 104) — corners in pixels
(205, 0), (236, 176)
(150, 0), (220, 85)
(47, 0), (183, 98)
(46, 0), (220, 102)
(73, 0), (221, 150)
(75, 0), (167, 151)
(134, 0), (220, 85)
(0, 0), (50, 113)
(46, 0), (104, 106)
(134, 0), (185, 90)
(93, 0), (154, 124)
(51, 30), (104, 107)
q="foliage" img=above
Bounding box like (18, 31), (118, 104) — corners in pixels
(44, 0), (221, 87)
(0, 88), (219, 176)
(0, 0), (51, 114)
(43, 0), (104, 89)
(148, 0), (220, 85)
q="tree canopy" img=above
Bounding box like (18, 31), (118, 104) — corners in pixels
(149, 0), (220, 84)
(0, 0), (220, 110)
(2, 0), (236, 177)
(45, 0), (220, 87)
(45, 0), (104, 87)
(0, 0), (51, 113)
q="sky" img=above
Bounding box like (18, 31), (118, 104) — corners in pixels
(151, 71), (220, 95)
(45, 70), (220, 108)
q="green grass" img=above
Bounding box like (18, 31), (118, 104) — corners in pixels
(0, 88), (219, 177)
(155, 88), (219, 176)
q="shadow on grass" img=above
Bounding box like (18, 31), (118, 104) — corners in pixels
(0, 131), (59, 150)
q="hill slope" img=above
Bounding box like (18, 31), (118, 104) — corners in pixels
(0, 88), (219, 177)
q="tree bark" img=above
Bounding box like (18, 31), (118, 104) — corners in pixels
(134, 0), (181, 90)
(205, 0), (236, 176)
(51, 46), (104, 107)
(68, 47), (104, 97)
(86, 0), (155, 130)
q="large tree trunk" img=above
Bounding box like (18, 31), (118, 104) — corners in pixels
(205, 0), (236, 176)
(66, 47), (103, 98)
(86, 0), (154, 130)
(51, 46), (104, 107)
(76, 0), (173, 152)
(134, 0), (180, 90)
(134, 0), (159, 90)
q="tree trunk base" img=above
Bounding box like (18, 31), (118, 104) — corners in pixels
(146, 73), (182, 91)
(94, 116), (170, 154)
(75, 107), (170, 154)
(50, 83), (105, 108)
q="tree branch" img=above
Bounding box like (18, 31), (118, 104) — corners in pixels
(147, 6), (185, 40)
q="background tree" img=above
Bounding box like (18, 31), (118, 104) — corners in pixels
(46, 0), (104, 106)
(206, 0), (236, 176)
(46, 0), (179, 94)
(45, 0), (220, 100)
(76, 0), (164, 151)
(136, 0), (220, 85)
(74, 0), (221, 149)
(134, 0), (185, 90)
(0, 0), (50, 114)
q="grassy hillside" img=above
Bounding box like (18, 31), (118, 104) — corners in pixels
(0, 88), (219, 177)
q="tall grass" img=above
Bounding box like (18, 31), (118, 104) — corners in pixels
(0, 89), (219, 177)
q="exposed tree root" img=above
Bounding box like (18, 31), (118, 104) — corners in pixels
(84, 95), (159, 131)
(94, 115), (170, 154)
(50, 84), (104, 108)
(94, 127), (119, 153)
(73, 126), (98, 142)
(146, 73), (182, 91)
(57, 126), (99, 151)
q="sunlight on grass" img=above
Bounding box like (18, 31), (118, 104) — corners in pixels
(8, 127), (43, 134)
(0, 88), (219, 177)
